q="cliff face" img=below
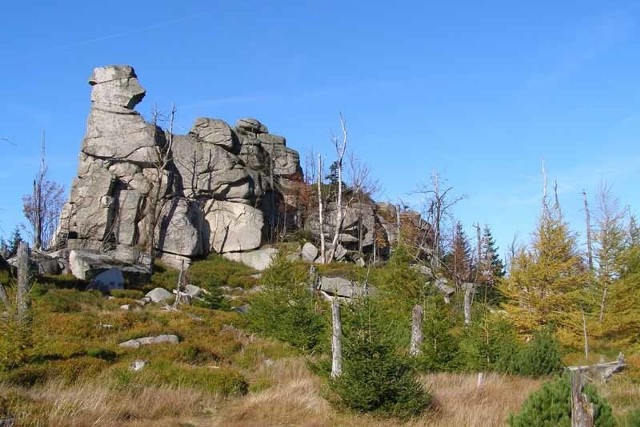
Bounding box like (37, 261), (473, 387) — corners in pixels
(54, 65), (302, 266)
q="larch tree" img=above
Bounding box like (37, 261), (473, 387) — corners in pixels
(592, 182), (628, 324)
(602, 243), (640, 348)
(500, 191), (588, 347)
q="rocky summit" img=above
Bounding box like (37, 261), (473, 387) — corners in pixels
(52, 65), (302, 270)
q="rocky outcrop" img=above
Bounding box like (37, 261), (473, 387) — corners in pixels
(54, 65), (302, 275)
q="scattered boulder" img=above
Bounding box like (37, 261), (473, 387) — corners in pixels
(69, 249), (150, 284)
(119, 334), (179, 349)
(223, 247), (279, 271)
(318, 276), (372, 299)
(145, 287), (173, 303)
(184, 284), (205, 298)
(130, 359), (148, 371)
(301, 242), (319, 262)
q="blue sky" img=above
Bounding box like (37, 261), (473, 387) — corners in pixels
(1, 1), (639, 258)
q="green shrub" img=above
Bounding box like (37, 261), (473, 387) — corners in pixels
(416, 298), (460, 372)
(330, 297), (431, 419)
(509, 375), (615, 427)
(247, 255), (325, 352)
(189, 255), (256, 289)
(459, 315), (521, 373)
(517, 327), (563, 377)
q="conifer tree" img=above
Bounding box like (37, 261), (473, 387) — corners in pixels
(476, 225), (505, 304)
(445, 221), (473, 285)
(500, 194), (588, 347)
(602, 244), (640, 348)
(592, 184), (627, 324)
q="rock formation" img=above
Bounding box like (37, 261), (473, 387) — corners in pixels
(54, 65), (302, 270)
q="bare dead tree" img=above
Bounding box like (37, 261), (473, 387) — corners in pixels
(146, 104), (177, 271)
(417, 171), (466, 270)
(327, 113), (348, 263)
(346, 153), (381, 253)
(317, 154), (326, 263)
(582, 190), (594, 271)
(22, 132), (65, 250)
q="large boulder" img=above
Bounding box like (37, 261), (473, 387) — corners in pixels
(204, 200), (264, 253)
(157, 198), (204, 257)
(318, 276), (372, 299)
(189, 118), (237, 152)
(222, 247), (278, 271)
(69, 249), (150, 284)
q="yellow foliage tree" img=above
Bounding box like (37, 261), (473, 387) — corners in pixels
(601, 245), (640, 350)
(500, 196), (588, 348)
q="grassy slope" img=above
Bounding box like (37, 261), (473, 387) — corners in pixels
(1, 257), (639, 426)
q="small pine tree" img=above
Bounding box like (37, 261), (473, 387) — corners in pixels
(517, 327), (563, 377)
(8, 226), (22, 258)
(458, 315), (521, 373)
(247, 255), (325, 352)
(417, 296), (460, 372)
(509, 375), (615, 427)
(330, 297), (431, 418)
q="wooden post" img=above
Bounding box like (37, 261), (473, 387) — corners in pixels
(410, 304), (423, 356)
(331, 297), (342, 378)
(570, 368), (594, 427)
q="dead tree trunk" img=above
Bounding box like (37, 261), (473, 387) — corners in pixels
(328, 114), (348, 263)
(463, 283), (476, 325)
(410, 304), (423, 356)
(583, 190), (593, 271)
(570, 368), (594, 427)
(16, 242), (31, 326)
(331, 297), (342, 378)
(317, 154), (326, 263)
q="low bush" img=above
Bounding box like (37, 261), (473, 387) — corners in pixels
(330, 297), (431, 419)
(247, 255), (326, 352)
(509, 374), (615, 427)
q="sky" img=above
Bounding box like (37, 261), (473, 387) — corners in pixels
(1, 0), (639, 259)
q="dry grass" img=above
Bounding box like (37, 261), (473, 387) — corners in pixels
(0, 379), (219, 426)
(212, 359), (543, 427)
(215, 357), (331, 427)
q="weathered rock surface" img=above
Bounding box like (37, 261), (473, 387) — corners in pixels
(119, 334), (179, 349)
(53, 65), (303, 273)
(222, 247), (279, 271)
(205, 201), (264, 253)
(145, 287), (173, 303)
(301, 242), (319, 263)
(69, 249), (150, 283)
(318, 276), (372, 299)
